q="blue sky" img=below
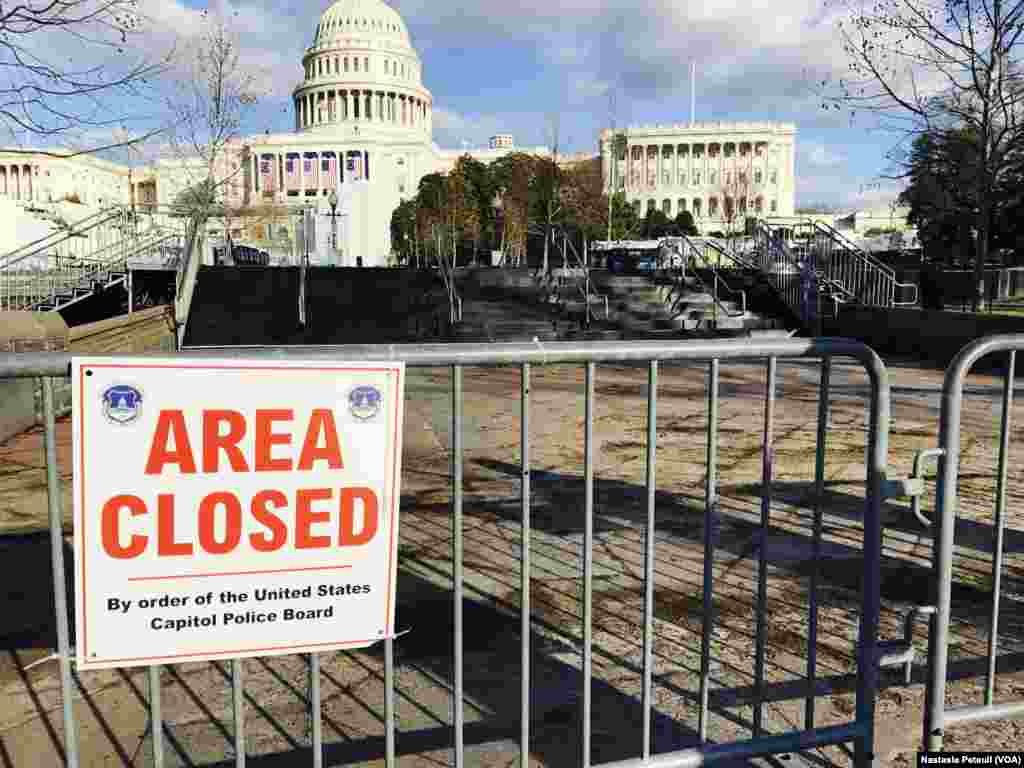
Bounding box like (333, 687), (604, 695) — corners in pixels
(73, 0), (913, 210)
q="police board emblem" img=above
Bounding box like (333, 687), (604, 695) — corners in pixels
(348, 385), (382, 421)
(102, 385), (143, 425)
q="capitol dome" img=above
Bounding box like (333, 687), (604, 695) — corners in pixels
(292, 0), (432, 136)
(313, 0), (412, 50)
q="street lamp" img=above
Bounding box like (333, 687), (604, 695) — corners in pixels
(328, 190), (339, 258)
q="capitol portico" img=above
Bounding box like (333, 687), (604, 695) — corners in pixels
(600, 122), (797, 226)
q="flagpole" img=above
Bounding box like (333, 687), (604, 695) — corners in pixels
(690, 61), (696, 127)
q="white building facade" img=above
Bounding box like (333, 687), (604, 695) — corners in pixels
(0, 149), (129, 208)
(600, 122), (797, 231)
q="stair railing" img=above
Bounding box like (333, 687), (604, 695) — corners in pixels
(806, 219), (918, 307)
(549, 226), (609, 323)
(12, 225), (184, 312)
(669, 235), (748, 322)
(0, 206), (130, 310)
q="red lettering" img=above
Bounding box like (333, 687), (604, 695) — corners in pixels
(198, 492), (243, 555)
(145, 410), (196, 475)
(157, 494), (193, 556)
(296, 488), (332, 549)
(338, 487), (379, 546)
(250, 490), (288, 552)
(202, 410), (248, 473)
(101, 494), (148, 559)
(255, 410), (293, 472)
(297, 410), (344, 470)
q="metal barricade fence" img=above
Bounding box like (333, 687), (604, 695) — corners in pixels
(1, 337), (891, 768)
(924, 334), (1024, 750)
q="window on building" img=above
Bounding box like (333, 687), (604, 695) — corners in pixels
(754, 170), (763, 184)
(692, 199), (701, 216)
(709, 197), (718, 215)
(770, 170), (777, 184)
(770, 199), (777, 213)
(677, 198), (686, 213)
(724, 171), (732, 185)
(754, 197), (763, 213)
(709, 171), (717, 185)
(632, 200), (641, 216)
(647, 199), (656, 212)
(662, 198), (671, 215)
(693, 171), (701, 185)
(679, 172), (686, 186)
(344, 57), (349, 72)
(663, 172), (671, 185)
(364, 57), (369, 71)
(354, 58), (359, 72)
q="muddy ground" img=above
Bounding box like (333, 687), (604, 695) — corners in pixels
(2, 349), (1024, 766)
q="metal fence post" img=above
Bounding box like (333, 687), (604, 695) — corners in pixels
(699, 358), (719, 742)
(520, 362), (532, 768)
(642, 360), (658, 758)
(42, 375), (80, 768)
(986, 350), (1015, 705)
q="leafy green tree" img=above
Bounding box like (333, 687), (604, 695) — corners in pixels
(607, 192), (639, 240)
(639, 209), (672, 239)
(389, 198), (417, 265)
(899, 127), (1024, 264)
(673, 210), (698, 236)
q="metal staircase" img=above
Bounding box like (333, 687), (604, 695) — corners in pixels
(714, 219), (921, 330)
(669, 235), (749, 326)
(0, 206), (184, 312)
(543, 226), (610, 325)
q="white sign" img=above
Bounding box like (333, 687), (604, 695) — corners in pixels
(72, 357), (405, 670)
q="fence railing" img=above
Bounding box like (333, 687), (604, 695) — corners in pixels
(922, 334), (1024, 751)
(0, 336), (892, 768)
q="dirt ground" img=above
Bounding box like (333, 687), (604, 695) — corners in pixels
(3, 347), (1024, 767)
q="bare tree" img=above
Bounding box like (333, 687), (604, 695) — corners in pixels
(716, 162), (755, 239)
(537, 113), (563, 273)
(0, 0), (171, 154)
(821, 0), (1024, 310)
(164, 13), (267, 254)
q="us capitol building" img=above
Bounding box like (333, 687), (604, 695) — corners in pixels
(0, 0), (798, 264)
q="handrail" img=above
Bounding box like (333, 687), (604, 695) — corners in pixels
(670, 236), (747, 319)
(0, 206), (126, 271)
(5, 227), (184, 312)
(549, 226), (608, 325)
(812, 219), (895, 275)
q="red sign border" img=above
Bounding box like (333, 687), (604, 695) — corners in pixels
(76, 362), (403, 667)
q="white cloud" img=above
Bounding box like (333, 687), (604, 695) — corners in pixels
(803, 142), (842, 168)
